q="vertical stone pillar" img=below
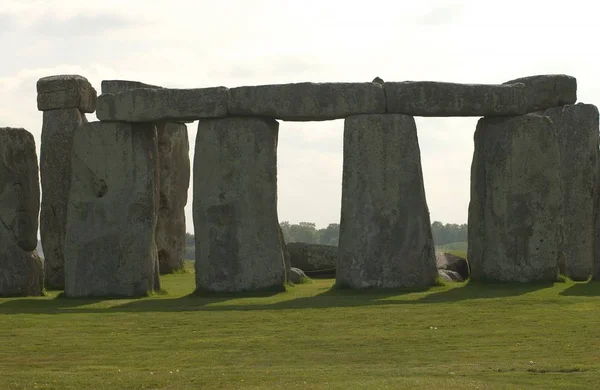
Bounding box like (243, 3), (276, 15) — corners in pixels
(193, 117), (286, 293)
(0, 128), (43, 296)
(337, 114), (438, 289)
(468, 114), (563, 282)
(100, 80), (191, 274)
(541, 104), (598, 281)
(156, 122), (190, 274)
(37, 75), (97, 289)
(64, 122), (160, 297)
(594, 149), (600, 281)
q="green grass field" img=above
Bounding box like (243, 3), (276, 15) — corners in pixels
(1, 262), (599, 389)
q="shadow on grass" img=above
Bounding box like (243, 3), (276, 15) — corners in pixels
(559, 281), (600, 297)
(0, 280), (557, 314)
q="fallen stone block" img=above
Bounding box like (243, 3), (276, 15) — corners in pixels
(468, 113), (563, 282)
(0, 128), (43, 296)
(385, 74), (576, 116)
(337, 114), (438, 289)
(96, 87), (228, 122)
(435, 251), (469, 280)
(37, 75), (97, 113)
(287, 242), (337, 272)
(40, 108), (88, 290)
(228, 82), (386, 121)
(193, 117), (286, 292)
(64, 121), (160, 297)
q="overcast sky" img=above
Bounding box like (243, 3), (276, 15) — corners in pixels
(1, 0), (599, 233)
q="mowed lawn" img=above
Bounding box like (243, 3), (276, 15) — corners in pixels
(1, 262), (599, 389)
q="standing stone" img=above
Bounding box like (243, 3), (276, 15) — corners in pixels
(468, 114), (563, 282)
(193, 117), (285, 292)
(64, 121), (160, 297)
(337, 114), (438, 289)
(0, 128), (43, 296)
(278, 224), (292, 279)
(39, 109), (87, 289)
(541, 104), (598, 280)
(156, 122), (190, 274)
(594, 150), (600, 282)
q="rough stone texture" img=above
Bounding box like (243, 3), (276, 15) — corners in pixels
(539, 104), (598, 281)
(37, 75), (97, 113)
(64, 121), (160, 297)
(468, 114), (563, 282)
(228, 82), (386, 121)
(385, 75), (576, 117)
(156, 122), (190, 274)
(595, 152), (600, 281)
(40, 108), (88, 289)
(278, 225), (292, 276)
(287, 243), (337, 272)
(101, 80), (162, 95)
(96, 87), (228, 122)
(0, 128), (43, 296)
(337, 114), (438, 289)
(435, 251), (469, 280)
(193, 117), (286, 292)
(438, 269), (463, 282)
(504, 75), (577, 112)
(288, 267), (308, 284)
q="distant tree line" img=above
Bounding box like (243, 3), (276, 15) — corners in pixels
(183, 221), (466, 258)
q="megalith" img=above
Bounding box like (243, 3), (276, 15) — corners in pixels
(594, 151), (600, 282)
(37, 74), (96, 290)
(468, 114), (563, 282)
(156, 122), (190, 274)
(337, 114), (438, 289)
(64, 121), (160, 297)
(0, 128), (43, 296)
(193, 117), (286, 293)
(100, 80), (191, 274)
(541, 104), (598, 280)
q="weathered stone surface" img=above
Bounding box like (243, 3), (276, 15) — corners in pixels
(595, 152), (600, 281)
(287, 243), (337, 272)
(228, 82), (386, 121)
(435, 251), (469, 280)
(37, 75), (97, 113)
(337, 114), (438, 289)
(540, 104), (598, 281)
(96, 87), (228, 122)
(193, 117), (285, 292)
(40, 108), (87, 289)
(156, 122), (190, 274)
(288, 267), (308, 284)
(101, 80), (162, 94)
(0, 128), (43, 296)
(278, 225), (292, 276)
(64, 121), (160, 297)
(468, 114), (563, 282)
(385, 75), (576, 117)
(504, 75), (577, 112)
(438, 269), (463, 282)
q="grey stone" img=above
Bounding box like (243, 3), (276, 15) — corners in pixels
(193, 117), (286, 292)
(540, 104), (598, 281)
(468, 114), (563, 282)
(64, 121), (160, 297)
(288, 267), (309, 284)
(156, 122), (190, 274)
(287, 243), (337, 272)
(40, 108), (88, 290)
(595, 151), (600, 281)
(228, 82), (386, 121)
(0, 128), (43, 296)
(385, 75), (576, 117)
(337, 114), (438, 289)
(435, 251), (469, 280)
(96, 87), (228, 122)
(438, 269), (464, 282)
(504, 74), (577, 112)
(101, 80), (162, 95)
(278, 224), (292, 277)
(37, 75), (97, 113)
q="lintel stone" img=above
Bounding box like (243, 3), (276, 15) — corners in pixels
(37, 75), (97, 113)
